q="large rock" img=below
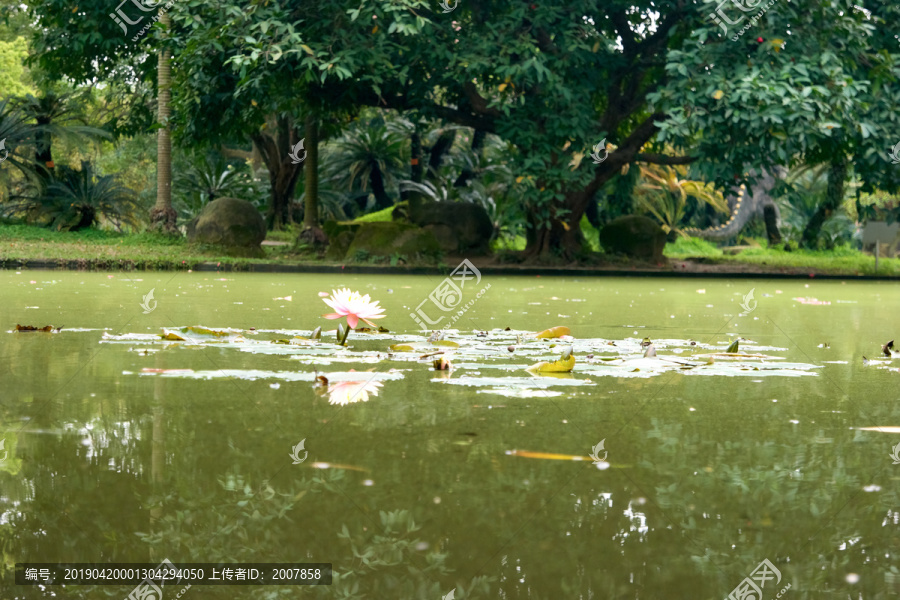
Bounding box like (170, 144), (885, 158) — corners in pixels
(408, 201), (493, 255)
(344, 222), (441, 261)
(599, 215), (667, 262)
(186, 197), (266, 256)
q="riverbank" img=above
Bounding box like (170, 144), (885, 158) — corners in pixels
(2, 224), (898, 278)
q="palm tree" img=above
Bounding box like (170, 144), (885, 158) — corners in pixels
(149, 12), (176, 234)
(634, 163), (730, 237)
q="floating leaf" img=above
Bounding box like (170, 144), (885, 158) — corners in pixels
(536, 326), (571, 339)
(506, 449), (591, 461)
(15, 324), (61, 332)
(526, 354), (576, 373)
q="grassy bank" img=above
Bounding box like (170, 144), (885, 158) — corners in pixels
(664, 236), (900, 276)
(1, 223), (897, 275)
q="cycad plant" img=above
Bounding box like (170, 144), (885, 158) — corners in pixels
(2, 162), (140, 231)
(0, 98), (38, 184)
(634, 163), (730, 236)
(325, 123), (408, 211)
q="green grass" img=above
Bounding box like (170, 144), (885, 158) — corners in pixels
(665, 235), (900, 275)
(664, 236), (722, 257)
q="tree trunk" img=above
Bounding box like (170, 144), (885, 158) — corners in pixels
(303, 113), (319, 229)
(35, 115), (54, 181)
(801, 153), (848, 248)
(402, 126), (424, 222)
(523, 189), (591, 261)
(299, 112), (327, 247)
(427, 129), (456, 179)
(149, 12), (177, 234)
(250, 116), (303, 230)
(369, 162), (392, 211)
(763, 204), (782, 245)
(453, 129), (486, 188)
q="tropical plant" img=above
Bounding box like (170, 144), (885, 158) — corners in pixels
(1, 162), (140, 231)
(634, 163), (730, 236)
(778, 163), (859, 248)
(325, 123), (408, 211)
(0, 97), (37, 183)
(173, 153), (256, 220)
(12, 90), (110, 179)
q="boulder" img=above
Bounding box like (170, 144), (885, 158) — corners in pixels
(409, 201), (493, 255)
(344, 222), (442, 261)
(186, 197), (266, 257)
(599, 215), (667, 262)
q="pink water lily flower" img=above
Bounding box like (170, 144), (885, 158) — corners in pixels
(321, 288), (386, 329)
(328, 380), (383, 405)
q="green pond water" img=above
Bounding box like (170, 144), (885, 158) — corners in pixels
(2, 270), (900, 599)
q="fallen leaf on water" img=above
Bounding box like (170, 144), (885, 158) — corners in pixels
(506, 449), (592, 461)
(15, 324), (62, 332)
(536, 326), (571, 339)
(307, 462), (368, 472)
(526, 354), (576, 373)
(856, 426), (900, 434)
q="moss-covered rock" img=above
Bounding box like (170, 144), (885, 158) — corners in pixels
(326, 230), (355, 261)
(322, 220), (361, 239)
(599, 215), (667, 262)
(344, 222), (441, 261)
(409, 201), (493, 255)
(186, 197), (266, 257)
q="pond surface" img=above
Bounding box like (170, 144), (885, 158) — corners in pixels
(2, 270), (899, 599)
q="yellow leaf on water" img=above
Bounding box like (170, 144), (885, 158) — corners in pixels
(507, 449), (591, 461)
(856, 426), (900, 434)
(536, 326), (571, 339)
(526, 354), (575, 373)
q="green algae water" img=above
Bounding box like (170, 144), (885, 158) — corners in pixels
(2, 270), (899, 599)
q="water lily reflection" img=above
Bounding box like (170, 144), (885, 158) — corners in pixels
(328, 380), (383, 405)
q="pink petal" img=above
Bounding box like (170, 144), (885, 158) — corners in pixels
(322, 313), (342, 320)
(346, 314), (359, 329)
(318, 292), (330, 297)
